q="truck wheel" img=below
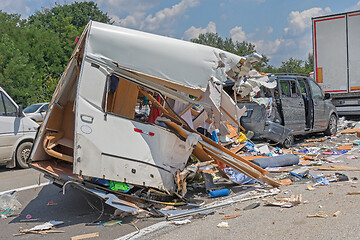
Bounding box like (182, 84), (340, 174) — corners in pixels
(282, 135), (294, 148)
(324, 114), (337, 136)
(16, 142), (32, 169)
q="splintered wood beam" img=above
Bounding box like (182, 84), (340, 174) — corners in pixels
(162, 121), (280, 187)
(198, 133), (269, 175)
(202, 143), (280, 187)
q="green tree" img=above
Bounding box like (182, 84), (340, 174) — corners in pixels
(28, 1), (112, 30)
(277, 57), (305, 74)
(0, 2), (112, 106)
(304, 52), (314, 73)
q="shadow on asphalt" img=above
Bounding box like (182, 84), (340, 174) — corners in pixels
(9, 184), (118, 227)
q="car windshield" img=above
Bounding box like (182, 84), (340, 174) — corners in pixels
(24, 104), (42, 113)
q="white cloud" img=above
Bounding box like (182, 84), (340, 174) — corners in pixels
(229, 26), (247, 42)
(97, 0), (160, 15)
(254, 39), (282, 55)
(141, 0), (200, 32)
(347, 1), (360, 11)
(0, 0), (31, 17)
(284, 7), (331, 37)
(109, 0), (200, 35)
(266, 26), (273, 34)
(183, 21), (216, 40)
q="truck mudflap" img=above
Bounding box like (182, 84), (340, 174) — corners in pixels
(262, 121), (292, 144)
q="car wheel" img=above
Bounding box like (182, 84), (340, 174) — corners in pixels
(324, 114), (337, 136)
(282, 135), (294, 148)
(16, 142), (32, 169)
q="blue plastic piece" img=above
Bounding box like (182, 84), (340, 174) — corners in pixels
(208, 188), (230, 198)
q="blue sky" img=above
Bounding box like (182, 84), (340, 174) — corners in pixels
(1, 0), (360, 66)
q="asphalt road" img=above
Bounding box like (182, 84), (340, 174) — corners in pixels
(1, 131), (360, 239)
(140, 134), (360, 240)
(0, 166), (162, 239)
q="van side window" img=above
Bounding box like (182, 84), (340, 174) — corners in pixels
(309, 80), (323, 99)
(290, 81), (299, 97)
(298, 80), (307, 95)
(0, 93), (5, 116)
(0, 92), (17, 116)
(280, 81), (291, 97)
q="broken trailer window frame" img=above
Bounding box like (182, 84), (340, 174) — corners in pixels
(102, 73), (189, 130)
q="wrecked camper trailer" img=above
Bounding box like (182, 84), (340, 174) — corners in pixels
(29, 21), (280, 212)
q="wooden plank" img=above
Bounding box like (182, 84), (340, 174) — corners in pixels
(71, 232), (99, 240)
(229, 143), (246, 154)
(199, 133), (269, 175)
(240, 155), (266, 161)
(309, 165), (360, 171)
(338, 145), (353, 151)
(162, 121), (279, 187)
(341, 128), (360, 134)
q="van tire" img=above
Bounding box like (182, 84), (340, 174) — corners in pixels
(16, 142), (32, 169)
(282, 135), (294, 148)
(324, 114), (337, 136)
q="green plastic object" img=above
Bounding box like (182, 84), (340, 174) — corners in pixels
(109, 181), (130, 192)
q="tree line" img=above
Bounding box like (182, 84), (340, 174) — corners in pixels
(0, 1), (313, 107)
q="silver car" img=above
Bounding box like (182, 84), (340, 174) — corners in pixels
(237, 74), (338, 147)
(23, 102), (49, 122)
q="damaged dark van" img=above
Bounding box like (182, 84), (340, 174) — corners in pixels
(231, 73), (338, 147)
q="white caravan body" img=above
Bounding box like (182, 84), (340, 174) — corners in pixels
(30, 21), (253, 193)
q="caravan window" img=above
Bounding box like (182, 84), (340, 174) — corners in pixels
(104, 75), (140, 120)
(103, 75), (169, 124)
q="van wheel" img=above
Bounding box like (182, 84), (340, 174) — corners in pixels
(16, 142), (32, 169)
(324, 114), (337, 136)
(282, 135), (294, 148)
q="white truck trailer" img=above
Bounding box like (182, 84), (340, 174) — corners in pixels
(312, 10), (360, 115)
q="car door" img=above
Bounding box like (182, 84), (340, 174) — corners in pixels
(309, 80), (327, 130)
(38, 103), (49, 122)
(0, 91), (23, 161)
(298, 78), (313, 130)
(279, 79), (306, 133)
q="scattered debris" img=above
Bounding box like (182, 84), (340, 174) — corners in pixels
(243, 202), (261, 210)
(347, 191), (360, 195)
(306, 185), (316, 191)
(0, 191), (22, 217)
(172, 219), (191, 225)
(279, 179), (292, 186)
(209, 189), (230, 198)
(217, 221), (230, 228)
(15, 221), (64, 236)
(71, 232), (99, 240)
(333, 211), (341, 217)
(221, 215), (241, 220)
(290, 167), (309, 178)
(264, 194), (303, 208)
(47, 200), (57, 206)
(306, 137), (328, 142)
(307, 211), (329, 218)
